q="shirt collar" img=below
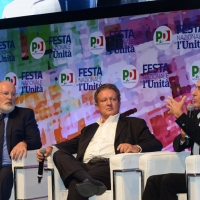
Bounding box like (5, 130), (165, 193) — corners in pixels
(96, 113), (120, 126)
(197, 112), (200, 119)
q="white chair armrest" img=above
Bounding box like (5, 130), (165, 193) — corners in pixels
(185, 155), (200, 200)
(10, 149), (48, 200)
(110, 153), (145, 170)
(12, 150), (39, 169)
(139, 151), (190, 186)
(186, 155), (200, 173)
(109, 153), (145, 200)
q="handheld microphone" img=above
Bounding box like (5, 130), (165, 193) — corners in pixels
(185, 104), (194, 145)
(187, 104), (194, 119)
(38, 148), (46, 183)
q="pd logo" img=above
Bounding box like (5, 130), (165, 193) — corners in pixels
(4, 72), (19, 90)
(121, 65), (139, 88)
(190, 64), (200, 83)
(153, 26), (173, 50)
(59, 69), (75, 91)
(89, 31), (105, 55)
(30, 37), (46, 59)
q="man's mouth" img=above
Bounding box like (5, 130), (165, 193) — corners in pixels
(5, 102), (12, 105)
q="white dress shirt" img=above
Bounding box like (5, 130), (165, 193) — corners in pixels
(83, 113), (120, 163)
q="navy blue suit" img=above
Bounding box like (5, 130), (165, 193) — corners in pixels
(0, 106), (42, 200)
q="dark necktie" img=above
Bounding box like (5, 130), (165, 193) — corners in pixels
(0, 113), (6, 168)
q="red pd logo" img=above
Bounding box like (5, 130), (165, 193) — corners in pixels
(30, 37), (46, 59)
(5, 72), (18, 86)
(59, 69), (75, 91)
(153, 26), (173, 50)
(4, 72), (19, 92)
(121, 65), (139, 88)
(89, 31), (105, 55)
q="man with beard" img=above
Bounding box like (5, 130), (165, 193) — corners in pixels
(0, 81), (42, 200)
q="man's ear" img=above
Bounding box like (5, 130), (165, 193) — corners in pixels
(95, 103), (99, 111)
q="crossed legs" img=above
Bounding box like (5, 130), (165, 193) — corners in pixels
(53, 149), (110, 200)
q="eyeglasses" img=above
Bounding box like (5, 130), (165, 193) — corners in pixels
(0, 92), (17, 98)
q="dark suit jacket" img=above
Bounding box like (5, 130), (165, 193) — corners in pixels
(56, 114), (163, 162)
(6, 106), (42, 154)
(173, 110), (200, 155)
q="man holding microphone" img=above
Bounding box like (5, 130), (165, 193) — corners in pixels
(142, 79), (200, 200)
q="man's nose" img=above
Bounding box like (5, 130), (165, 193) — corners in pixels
(7, 93), (12, 99)
(192, 89), (196, 96)
(192, 89), (197, 96)
(107, 99), (112, 105)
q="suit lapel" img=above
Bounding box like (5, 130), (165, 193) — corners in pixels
(85, 124), (99, 143)
(6, 108), (17, 153)
(115, 115), (126, 141)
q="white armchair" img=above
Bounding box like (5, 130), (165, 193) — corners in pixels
(139, 151), (190, 200)
(46, 146), (149, 200)
(185, 155), (200, 200)
(10, 150), (48, 200)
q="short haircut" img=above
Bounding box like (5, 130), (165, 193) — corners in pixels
(94, 83), (121, 103)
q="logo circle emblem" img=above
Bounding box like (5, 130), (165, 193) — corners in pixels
(30, 37), (46, 59)
(153, 26), (173, 50)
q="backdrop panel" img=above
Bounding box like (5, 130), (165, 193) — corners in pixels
(0, 8), (199, 150)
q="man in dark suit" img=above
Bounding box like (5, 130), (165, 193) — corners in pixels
(142, 80), (200, 200)
(0, 80), (42, 200)
(37, 83), (162, 200)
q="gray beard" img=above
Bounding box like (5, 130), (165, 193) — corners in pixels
(0, 105), (15, 114)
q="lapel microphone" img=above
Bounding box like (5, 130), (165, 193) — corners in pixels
(185, 104), (194, 145)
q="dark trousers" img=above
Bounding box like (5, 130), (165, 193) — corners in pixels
(0, 165), (13, 200)
(53, 149), (110, 200)
(142, 173), (187, 200)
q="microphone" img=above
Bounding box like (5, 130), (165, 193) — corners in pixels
(187, 104), (194, 119)
(185, 104), (194, 145)
(38, 148), (46, 183)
